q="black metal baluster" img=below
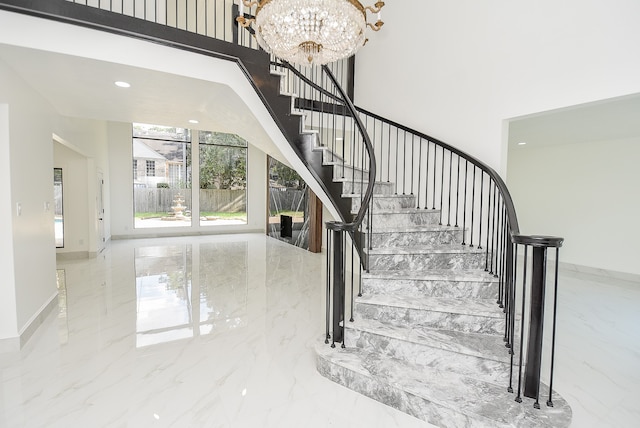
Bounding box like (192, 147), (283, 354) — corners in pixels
(478, 173), (484, 249)
(359, 241), (363, 295)
(424, 141), (431, 210)
(447, 151), (453, 226)
(394, 127), (399, 194)
(410, 133), (415, 195)
(417, 137), (422, 208)
(387, 122), (391, 183)
(431, 144), (437, 210)
(341, 233), (346, 348)
(325, 229), (332, 343)
(454, 155), (460, 227)
(497, 203), (504, 305)
(439, 147), (445, 225)
(547, 247), (561, 407)
(469, 166), (476, 247)
(351, 117), (357, 193)
(341, 104), (346, 179)
(461, 160), (468, 245)
(402, 130), (407, 194)
(491, 190), (498, 274)
(484, 179), (493, 271)
(350, 239), (354, 322)
(515, 244), (528, 403)
(508, 243), (518, 393)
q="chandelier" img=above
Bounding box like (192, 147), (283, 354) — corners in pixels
(237, 0), (385, 66)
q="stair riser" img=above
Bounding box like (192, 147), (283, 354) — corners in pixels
(342, 181), (395, 196)
(368, 252), (487, 271)
(351, 195), (416, 212)
(344, 329), (510, 385)
(316, 354), (503, 428)
(355, 303), (506, 336)
(362, 278), (499, 299)
(321, 148), (343, 165)
(333, 165), (367, 181)
(369, 229), (463, 247)
(366, 211), (441, 228)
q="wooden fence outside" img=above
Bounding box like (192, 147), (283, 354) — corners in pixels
(134, 188), (246, 213)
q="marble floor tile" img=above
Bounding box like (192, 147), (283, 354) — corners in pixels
(0, 234), (638, 427)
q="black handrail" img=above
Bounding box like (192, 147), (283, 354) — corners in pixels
(355, 106), (520, 239)
(321, 65), (376, 230)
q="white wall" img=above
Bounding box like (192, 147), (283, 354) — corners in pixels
(355, 0), (640, 172)
(507, 137), (640, 276)
(0, 59), (57, 341)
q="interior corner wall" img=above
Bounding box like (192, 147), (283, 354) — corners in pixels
(507, 137), (640, 276)
(0, 59), (57, 339)
(354, 0), (640, 173)
(0, 104), (18, 341)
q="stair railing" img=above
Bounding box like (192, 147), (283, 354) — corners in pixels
(348, 108), (565, 408)
(269, 59), (376, 347)
(2, 0), (564, 408)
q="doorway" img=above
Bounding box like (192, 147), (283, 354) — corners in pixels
(54, 167), (64, 248)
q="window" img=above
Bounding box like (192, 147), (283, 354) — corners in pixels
(146, 160), (156, 177)
(199, 131), (247, 226)
(133, 124), (192, 228)
(131, 124), (248, 229)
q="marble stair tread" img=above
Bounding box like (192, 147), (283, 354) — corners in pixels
(369, 207), (438, 214)
(363, 269), (496, 282)
(357, 293), (503, 318)
(348, 317), (510, 363)
(316, 344), (572, 428)
(359, 225), (462, 233)
(367, 244), (486, 255)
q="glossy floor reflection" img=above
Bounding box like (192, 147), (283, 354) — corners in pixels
(0, 235), (428, 428)
(0, 234), (639, 427)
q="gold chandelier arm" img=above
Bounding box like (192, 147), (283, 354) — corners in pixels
(364, 1), (385, 14)
(236, 16), (255, 28)
(241, 0), (259, 7)
(367, 20), (384, 31)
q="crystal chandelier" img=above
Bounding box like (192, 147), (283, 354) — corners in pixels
(237, 0), (385, 66)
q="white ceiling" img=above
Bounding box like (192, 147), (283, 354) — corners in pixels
(0, 43), (258, 134)
(508, 93), (640, 148)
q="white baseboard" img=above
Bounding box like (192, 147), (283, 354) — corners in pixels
(0, 292), (58, 353)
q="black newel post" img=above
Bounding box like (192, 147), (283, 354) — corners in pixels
(523, 245), (547, 407)
(515, 235), (564, 409)
(330, 225), (345, 346)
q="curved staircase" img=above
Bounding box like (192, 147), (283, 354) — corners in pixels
(312, 168), (572, 427)
(263, 62), (573, 427)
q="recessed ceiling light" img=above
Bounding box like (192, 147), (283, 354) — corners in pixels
(517, 142), (527, 146)
(188, 119), (199, 124)
(114, 81), (130, 88)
